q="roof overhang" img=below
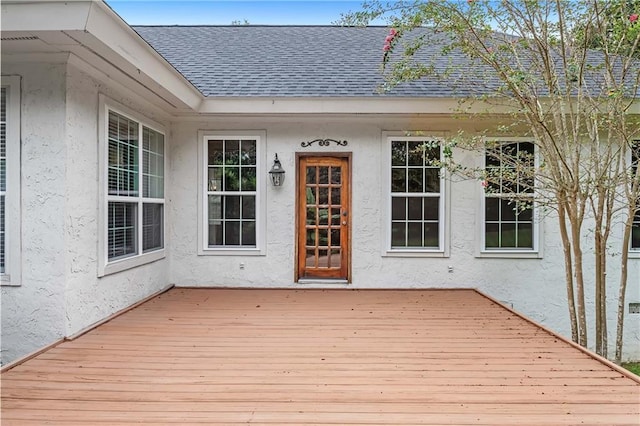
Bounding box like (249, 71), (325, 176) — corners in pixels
(1, 0), (202, 113)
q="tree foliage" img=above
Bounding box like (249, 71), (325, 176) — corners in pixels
(342, 0), (640, 362)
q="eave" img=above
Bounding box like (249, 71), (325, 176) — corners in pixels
(0, 0), (202, 113)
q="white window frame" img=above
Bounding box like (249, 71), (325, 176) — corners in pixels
(630, 139), (640, 257)
(477, 137), (542, 258)
(198, 130), (266, 256)
(1, 76), (22, 286)
(98, 96), (167, 277)
(382, 132), (450, 258)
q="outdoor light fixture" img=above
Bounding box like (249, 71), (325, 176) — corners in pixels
(269, 154), (285, 187)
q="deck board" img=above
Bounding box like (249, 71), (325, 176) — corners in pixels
(2, 288), (639, 425)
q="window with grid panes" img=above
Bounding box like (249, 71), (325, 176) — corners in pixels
(205, 138), (257, 247)
(484, 141), (535, 250)
(390, 139), (443, 250)
(632, 140), (640, 250)
(107, 110), (164, 261)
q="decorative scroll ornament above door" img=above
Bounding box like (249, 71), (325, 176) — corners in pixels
(301, 139), (348, 148)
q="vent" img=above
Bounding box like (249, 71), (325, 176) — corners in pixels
(629, 303), (640, 314)
(1, 36), (39, 41)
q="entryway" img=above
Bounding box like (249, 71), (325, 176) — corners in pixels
(296, 154), (351, 281)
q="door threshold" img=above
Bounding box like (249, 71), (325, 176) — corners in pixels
(298, 278), (349, 285)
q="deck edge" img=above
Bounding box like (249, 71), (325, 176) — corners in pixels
(0, 284), (175, 373)
(474, 288), (640, 384)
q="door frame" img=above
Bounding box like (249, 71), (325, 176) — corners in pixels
(295, 152), (352, 283)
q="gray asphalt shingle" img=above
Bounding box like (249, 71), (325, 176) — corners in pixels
(132, 25), (638, 99)
(132, 25), (466, 97)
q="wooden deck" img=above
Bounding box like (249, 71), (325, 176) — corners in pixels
(2, 288), (639, 425)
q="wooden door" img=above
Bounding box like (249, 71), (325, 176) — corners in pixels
(297, 155), (350, 280)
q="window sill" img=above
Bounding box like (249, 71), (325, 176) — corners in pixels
(99, 249), (166, 277)
(629, 250), (640, 259)
(0, 274), (20, 287)
(383, 249), (448, 258)
(476, 250), (542, 259)
(198, 247), (266, 256)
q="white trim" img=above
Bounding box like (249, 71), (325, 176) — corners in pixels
(476, 137), (543, 259)
(0, 75), (22, 286)
(197, 130), (267, 256)
(630, 139), (640, 257)
(381, 132), (450, 258)
(97, 95), (167, 277)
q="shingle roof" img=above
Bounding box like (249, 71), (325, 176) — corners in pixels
(132, 25), (639, 99)
(132, 26), (470, 98)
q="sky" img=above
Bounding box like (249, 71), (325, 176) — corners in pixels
(106, 0), (382, 26)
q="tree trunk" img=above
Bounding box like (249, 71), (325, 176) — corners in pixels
(557, 201), (579, 343)
(615, 213), (634, 363)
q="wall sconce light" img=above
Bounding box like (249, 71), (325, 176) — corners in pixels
(269, 154), (285, 187)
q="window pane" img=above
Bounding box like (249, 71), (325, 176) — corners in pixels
(242, 221), (256, 246)
(425, 169), (440, 192)
(142, 203), (163, 252)
(108, 112), (139, 197)
(407, 168), (423, 192)
(108, 202), (137, 260)
(391, 169), (406, 192)
(242, 196), (256, 220)
(501, 223), (516, 247)
(485, 198), (499, 221)
(391, 222), (405, 247)
(407, 222), (422, 247)
(330, 188), (341, 205)
(331, 167), (341, 184)
(501, 199), (516, 221)
(408, 141), (423, 166)
(392, 197), (406, 220)
(142, 127), (164, 199)
(225, 196), (240, 219)
(225, 140), (240, 165)
(391, 141), (407, 166)
(241, 140), (256, 165)
(517, 223), (533, 248)
(306, 166), (317, 184)
(208, 167), (223, 192)
(485, 223), (500, 248)
(241, 167), (256, 191)
(225, 221), (240, 245)
(208, 140), (224, 165)
(424, 223), (439, 247)
(424, 198), (439, 221)
(224, 167), (240, 191)
(208, 195), (222, 220)
(408, 197), (422, 220)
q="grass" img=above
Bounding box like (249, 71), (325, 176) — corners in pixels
(622, 362), (640, 376)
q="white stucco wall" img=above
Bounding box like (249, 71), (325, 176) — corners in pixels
(0, 58), (172, 365)
(169, 115), (640, 360)
(1, 61), (68, 364)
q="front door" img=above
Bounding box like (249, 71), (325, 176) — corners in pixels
(297, 155), (350, 281)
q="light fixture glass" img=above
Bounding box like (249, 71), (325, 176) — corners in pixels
(269, 154), (285, 187)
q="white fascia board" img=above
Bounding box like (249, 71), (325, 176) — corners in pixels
(1, 1), (93, 32)
(197, 97), (514, 115)
(82, 2), (202, 110)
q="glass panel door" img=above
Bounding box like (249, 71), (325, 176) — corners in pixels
(298, 156), (349, 280)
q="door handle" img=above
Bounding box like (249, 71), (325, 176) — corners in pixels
(342, 210), (348, 217)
